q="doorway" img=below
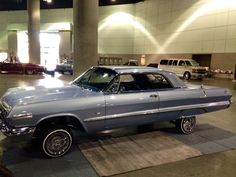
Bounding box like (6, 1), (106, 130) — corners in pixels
(17, 31), (60, 67)
(192, 54), (212, 69)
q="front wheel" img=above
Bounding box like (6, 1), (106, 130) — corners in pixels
(176, 116), (196, 134)
(183, 72), (191, 80)
(26, 69), (34, 75)
(42, 127), (73, 158)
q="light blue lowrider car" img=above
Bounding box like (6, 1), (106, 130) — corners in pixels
(0, 66), (233, 157)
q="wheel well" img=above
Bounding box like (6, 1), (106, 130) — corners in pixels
(34, 116), (86, 137)
(184, 71), (191, 75)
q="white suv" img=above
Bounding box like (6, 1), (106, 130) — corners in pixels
(158, 59), (208, 80)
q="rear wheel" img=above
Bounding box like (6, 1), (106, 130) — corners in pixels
(176, 116), (196, 134)
(183, 72), (191, 80)
(26, 69), (34, 75)
(42, 126), (73, 158)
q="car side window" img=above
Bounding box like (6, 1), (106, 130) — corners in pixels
(160, 60), (168, 65)
(146, 74), (173, 90)
(173, 60), (178, 66)
(185, 60), (192, 66)
(106, 73), (173, 94)
(106, 76), (120, 93)
(119, 74), (140, 93)
(178, 60), (186, 66)
(168, 60), (173, 65)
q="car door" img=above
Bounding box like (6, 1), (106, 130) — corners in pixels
(14, 63), (24, 73)
(104, 73), (160, 129)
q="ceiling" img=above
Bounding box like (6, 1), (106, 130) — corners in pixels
(0, 0), (144, 11)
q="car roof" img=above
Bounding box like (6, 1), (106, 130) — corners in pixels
(93, 66), (186, 88)
(95, 66), (171, 74)
(160, 58), (193, 61)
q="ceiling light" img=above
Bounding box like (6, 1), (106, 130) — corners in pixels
(43, 0), (52, 3)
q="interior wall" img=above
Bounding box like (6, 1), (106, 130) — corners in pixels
(98, 5), (135, 54)
(0, 1), (236, 70)
(134, 0), (236, 54)
(211, 53), (236, 71)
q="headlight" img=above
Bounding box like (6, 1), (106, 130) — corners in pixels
(230, 97), (234, 104)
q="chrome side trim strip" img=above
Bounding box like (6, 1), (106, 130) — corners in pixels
(158, 101), (229, 113)
(13, 113), (33, 120)
(83, 101), (230, 122)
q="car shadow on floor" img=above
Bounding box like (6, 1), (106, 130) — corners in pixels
(0, 122), (175, 165)
(1, 122), (236, 177)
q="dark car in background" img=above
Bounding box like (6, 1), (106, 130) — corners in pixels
(0, 60), (45, 75)
(147, 63), (159, 68)
(56, 60), (73, 75)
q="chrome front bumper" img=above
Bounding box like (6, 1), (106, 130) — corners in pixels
(1, 123), (35, 136)
(191, 73), (206, 78)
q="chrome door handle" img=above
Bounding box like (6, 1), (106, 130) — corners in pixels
(150, 94), (158, 98)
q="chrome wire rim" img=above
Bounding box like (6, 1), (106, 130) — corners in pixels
(43, 129), (72, 157)
(182, 117), (195, 133)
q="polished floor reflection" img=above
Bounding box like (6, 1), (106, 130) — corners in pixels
(0, 73), (236, 177)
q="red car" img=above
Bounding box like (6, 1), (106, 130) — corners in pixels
(0, 61), (45, 75)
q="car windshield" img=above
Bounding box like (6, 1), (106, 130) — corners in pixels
(190, 60), (200, 66)
(72, 67), (117, 92)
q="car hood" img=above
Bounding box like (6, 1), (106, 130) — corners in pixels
(192, 66), (208, 70)
(1, 84), (101, 107)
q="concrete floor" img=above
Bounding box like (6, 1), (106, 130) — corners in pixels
(0, 73), (236, 177)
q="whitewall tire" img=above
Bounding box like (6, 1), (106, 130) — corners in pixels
(42, 128), (73, 158)
(176, 116), (196, 134)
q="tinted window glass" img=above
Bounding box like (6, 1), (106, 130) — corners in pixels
(72, 68), (116, 91)
(160, 60), (168, 65)
(185, 60), (192, 66)
(168, 60), (173, 65)
(173, 60), (178, 66)
(146, 74), (173, 90)
(117, 73), (173, 93)
(178, 60), (185, 66)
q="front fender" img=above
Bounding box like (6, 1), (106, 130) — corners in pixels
(36, 113), (88, 132)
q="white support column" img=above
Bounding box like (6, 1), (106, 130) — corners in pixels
(27, 0), (40, 64)
(59, 30), (72, 62)
(8, 30), (17, 56)
(73, 0), (99, 77)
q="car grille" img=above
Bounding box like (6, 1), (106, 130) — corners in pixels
(196, 69), (207, 74)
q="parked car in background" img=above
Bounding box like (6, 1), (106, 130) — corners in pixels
(147, 63), (159, 68)
(56, 60), (73, 75)
(0, 66), (232, 157)
(158, 59), (208, 80)
(0, 59), (45, 75)
(124, 60), (139, 66)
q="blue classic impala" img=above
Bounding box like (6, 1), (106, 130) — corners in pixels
(0, 66), (233, 157)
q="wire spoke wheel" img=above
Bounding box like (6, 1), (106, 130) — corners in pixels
(183, 72), (191, 80)
(176, 116), (196, 134)
(42, 129), (72, 158)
